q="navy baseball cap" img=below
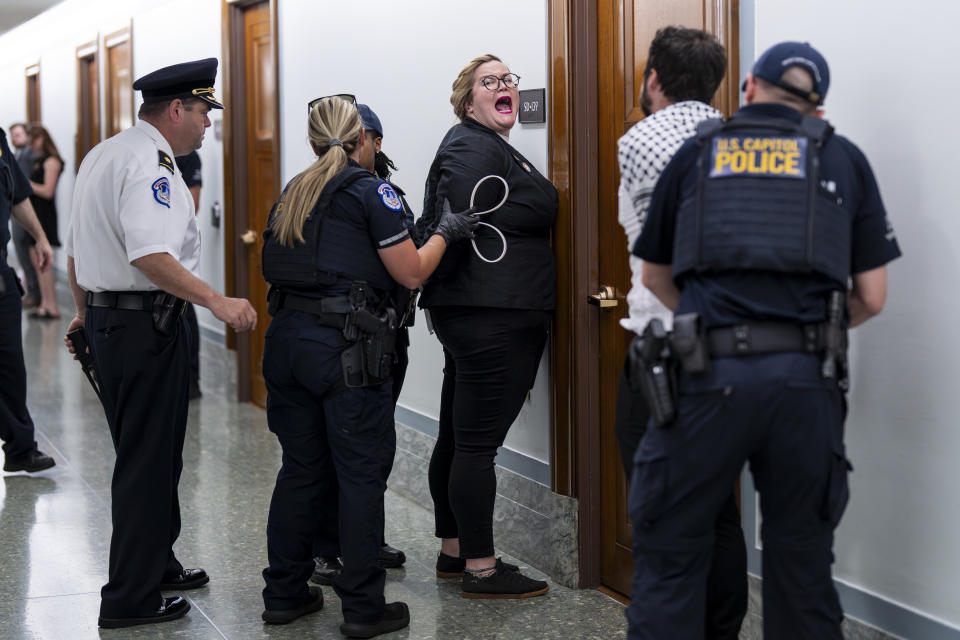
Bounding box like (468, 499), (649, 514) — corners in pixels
(357, 104), (383, 138)
(133, 58), (223, 109)
(751, 42), (829, 105)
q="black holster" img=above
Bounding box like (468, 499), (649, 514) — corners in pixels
(670, 313), (711, 375)
(341, 282), (398, 388)
(627, 318), (677, 428)
(152, 292), (186, 335)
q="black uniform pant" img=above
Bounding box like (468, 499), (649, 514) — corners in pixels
(614, 355), (747, 639)
(0, 263), (37, 459)
(185, 302), (200, 390)
(262, 311), (394, 623)
(85, 305), (189, 618)
(427, 306), (549, 559)
(312, 329), (409, 559)
(628, 353), (848, 640)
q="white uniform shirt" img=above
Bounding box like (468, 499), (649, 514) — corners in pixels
(617, 101), (722, 333)
(66, 119), (201, 291)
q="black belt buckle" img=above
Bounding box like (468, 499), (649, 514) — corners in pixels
(732, 324), (750, 354)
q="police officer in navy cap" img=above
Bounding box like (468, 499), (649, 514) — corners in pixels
(629, 41), (901, 639)
(0, 127), (56, 474)
(259, 95), (476, 635)
(65, 58), (257, 628)
(310, 103), (410, 587)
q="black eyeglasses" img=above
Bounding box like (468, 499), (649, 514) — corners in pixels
(479, 73), (520, 91)
(307, 93), (356, 113)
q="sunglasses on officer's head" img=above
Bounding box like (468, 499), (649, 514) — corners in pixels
(307, 94), (356, 114)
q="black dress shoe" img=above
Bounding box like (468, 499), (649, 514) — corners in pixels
(98, 596), (191, 628)
(3, 449), (55, 473)
(262, 586), (324, 625)
(159, 568), (209, 590)
(377, 543), (406, 568)
(310, 556), (343, 585)
(340, 601), (410, 638)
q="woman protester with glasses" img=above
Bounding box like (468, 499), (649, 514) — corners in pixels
(259, 95), (477, 636)
(413, 54), (559, 599)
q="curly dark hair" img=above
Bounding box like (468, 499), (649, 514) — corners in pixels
(374, 150), (397, 181)
(645, 26), (726, 104)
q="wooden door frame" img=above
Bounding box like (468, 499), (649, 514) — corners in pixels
(25, 62), (41, 123)
(548, 0), (603, 588)
(548, 0), (739, 588)
(103, 23), (133, 138)
(222, 0), (281, 402)
(75, 38), (100, 171)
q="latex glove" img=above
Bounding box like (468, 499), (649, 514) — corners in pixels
(433, 199), (480, 244)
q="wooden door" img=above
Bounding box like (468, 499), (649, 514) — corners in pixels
(223, 0), (279, 406)
(25, 64), (40, 123)
(76, 41), (100, 169)
(105, 26), (133, 137)
(596, 0), (740, 596)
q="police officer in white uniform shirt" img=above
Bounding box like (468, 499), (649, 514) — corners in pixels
(64, 58), (256, 629)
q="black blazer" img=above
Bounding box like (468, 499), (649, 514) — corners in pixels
(417, 118), (558, 311)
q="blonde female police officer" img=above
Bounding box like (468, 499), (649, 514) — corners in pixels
(259, 95), (476, 637)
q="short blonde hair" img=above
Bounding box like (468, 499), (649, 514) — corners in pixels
(270, 98), (361, 247)
(450, 53), (502, 121)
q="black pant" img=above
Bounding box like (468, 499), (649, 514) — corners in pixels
(262, 311), (394, 623)
(312, 330), (409, 559)
(86, 305), (189, 618)
(185, 302), (200, 389)
(629, 353), (847, 639)
(427, 306), (549, 558)
(0, 263), (37, 459)
(614, 356), (748, 639)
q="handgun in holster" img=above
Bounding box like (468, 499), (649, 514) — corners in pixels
(627, 318), (677, 428)
(152, 292), (186, 335)
(820, 290), (850, 391)
(340, 281), (398, 388)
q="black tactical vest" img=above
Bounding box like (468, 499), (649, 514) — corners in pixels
(262, 166), (393, 293)
(672, 116), (851, 287)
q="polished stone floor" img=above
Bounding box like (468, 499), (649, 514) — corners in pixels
(0, 302), (628, 639)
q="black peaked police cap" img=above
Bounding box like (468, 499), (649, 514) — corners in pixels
(133, 58), (224, 109)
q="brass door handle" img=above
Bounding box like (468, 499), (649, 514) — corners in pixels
(588, 286), (618, 308)
(240, 229), (257, 245)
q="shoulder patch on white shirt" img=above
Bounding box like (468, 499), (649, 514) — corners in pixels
(378, 183), (402, 211)
(152, 177), (171, 208)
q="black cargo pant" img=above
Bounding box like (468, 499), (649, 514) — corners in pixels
(628, 353), (848, 640)
(0, 262), (38, 460)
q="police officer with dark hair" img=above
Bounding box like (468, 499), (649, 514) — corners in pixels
(310, 104), (409, 588)
(65, 58), (257, 629)
(0, 126), (55, 474)
(259, 95), (476, 636)
(630, 42), (901, 639)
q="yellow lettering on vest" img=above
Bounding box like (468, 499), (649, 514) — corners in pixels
(729, 137), (740, 151)
(768, 151), (785, 173)
(714, 151), (732, 173)
(747, 150), (768, 173)
(784, 150), (801, 175)
(730, 150), (747, 172)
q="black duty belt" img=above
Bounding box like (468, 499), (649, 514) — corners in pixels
(707, 323), (822, 358)
(86, 290), (156, 312)
(275, 292), (351, 330)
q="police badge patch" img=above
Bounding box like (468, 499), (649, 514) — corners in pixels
(152, 177), (171, 208)
(378, 183), (402, 211)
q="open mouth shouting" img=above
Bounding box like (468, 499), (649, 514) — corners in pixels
(495, 96), (513, 114)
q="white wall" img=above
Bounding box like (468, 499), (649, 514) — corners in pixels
(0, 0), (226, 335)
(277, 0), (553, 465)
(755, 0), (960, 629)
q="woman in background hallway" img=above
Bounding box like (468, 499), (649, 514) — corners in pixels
(26, 124), (63, 319)
(415, 53), (558, 599)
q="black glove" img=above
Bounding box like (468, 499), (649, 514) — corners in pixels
(433, 199), (479, 244)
